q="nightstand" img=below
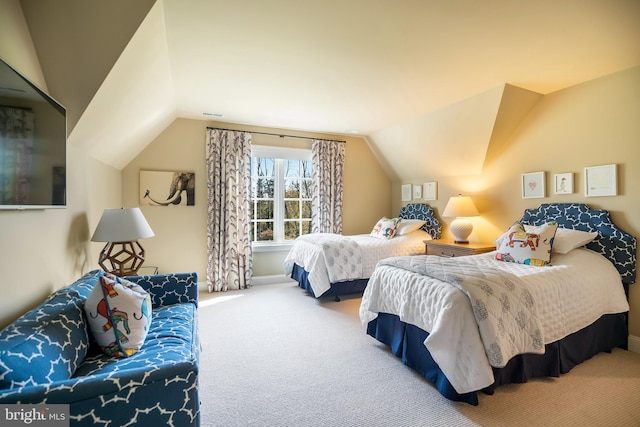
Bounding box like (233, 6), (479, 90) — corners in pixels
(424, 239), (496, 257)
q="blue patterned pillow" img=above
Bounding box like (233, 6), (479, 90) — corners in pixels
(495, 221), (558, 266)
(0, 294), (89, 388)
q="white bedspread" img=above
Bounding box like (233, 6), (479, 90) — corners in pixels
(284, 230), (431, 297)
(359, 248), (629, 394)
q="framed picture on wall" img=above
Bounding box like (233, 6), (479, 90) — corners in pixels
(584, 164), (617, 197)
(423, 181), (437, 201)
(140, 170), (195, 206)
(413, 184), (422, 199)
(401, 184), (412, 202)
(521, 171), (545, 199)
(553, 173), (573, 194)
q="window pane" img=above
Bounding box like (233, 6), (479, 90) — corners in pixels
(254, 178), (274, 198)
(301, 220), (311, 235)
(252, 157), (274, 177)
(284, 221), (299, 240)
(285, 200), (299, 219)
(256, 200), (273, 219)
(285, 160), (300, 178)
(301, 200), (311, 218)
(284, 179), (300, 198)
(257, 221), (274, 241)
(300, 179), (312, 198)
(302, 160), (312, 178)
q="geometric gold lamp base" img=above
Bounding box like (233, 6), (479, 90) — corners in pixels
(98, 240), (146, 277)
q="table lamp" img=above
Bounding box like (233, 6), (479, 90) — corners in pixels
(441, 195), (479, 243)
(91, 207), (155, 276)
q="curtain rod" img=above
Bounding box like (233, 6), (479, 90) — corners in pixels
(206, 126), (346, 143)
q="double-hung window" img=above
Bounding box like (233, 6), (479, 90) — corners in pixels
(250, 146), (312, 250)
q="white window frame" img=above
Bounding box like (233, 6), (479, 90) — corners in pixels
(251, 145), (312, 252)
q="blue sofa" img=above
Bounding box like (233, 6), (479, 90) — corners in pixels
(0, 269), (200, 426)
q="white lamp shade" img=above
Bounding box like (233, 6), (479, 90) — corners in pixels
(442, 195), (479, 243)
(442, 195), (479, 218)
(91, 208), (154, 242)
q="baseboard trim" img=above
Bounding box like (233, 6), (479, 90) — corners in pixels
(197, 275), (294, 291)
(628, 335), (640, 353)
(252, 274), (296, 286)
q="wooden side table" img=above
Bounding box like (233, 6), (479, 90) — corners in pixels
(424, 239), (496, 257)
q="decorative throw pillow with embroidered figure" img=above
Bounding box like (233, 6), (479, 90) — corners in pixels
(495, 221), (558, 266)
(84, 273), (152, 357)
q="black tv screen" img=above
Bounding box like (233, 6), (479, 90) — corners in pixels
(0, 57), (66, 209)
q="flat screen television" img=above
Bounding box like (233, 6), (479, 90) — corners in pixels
(0, 57), (66, 209)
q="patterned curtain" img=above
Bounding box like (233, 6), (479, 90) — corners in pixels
(311, 139), (345, 234)
(205, 129), (253, 291)
(0, 107), (34, 205)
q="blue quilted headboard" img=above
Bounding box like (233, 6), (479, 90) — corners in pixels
(399, 203), (442, 239)
(520, 203), (636, 286)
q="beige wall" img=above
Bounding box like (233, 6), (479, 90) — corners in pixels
(0, 1), (121, 329)
(121, 119), (392, 281)
(392, 66), (640, 338)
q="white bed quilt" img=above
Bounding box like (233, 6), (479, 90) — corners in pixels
(359, 248), (629, 394)
(284, 230), (430, 297)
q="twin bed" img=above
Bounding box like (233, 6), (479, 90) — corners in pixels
(360, 203), (636, 405)
(284, 203), (442, 299)
(286, 202), (636, 405)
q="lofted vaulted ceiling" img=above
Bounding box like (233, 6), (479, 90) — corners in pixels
(19, 0), (640, 180)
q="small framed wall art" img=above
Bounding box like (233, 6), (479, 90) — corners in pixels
(521, 171), (545, 199)
(423, 181), (437, 201)
(553, 173), (573, 195)
(584, 164), (617, 197)
(401, 184), (412, 202)
(413, 184), (422, 199)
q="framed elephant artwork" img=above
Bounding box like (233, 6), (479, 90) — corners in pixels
(140, 170), (195, 206)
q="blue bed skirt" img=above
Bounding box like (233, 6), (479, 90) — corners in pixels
(366, 312), (628, 405)
(291, 264), (369, 298)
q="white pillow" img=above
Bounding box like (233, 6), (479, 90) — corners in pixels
(396, 219), (426, 235)
(370, 217), (401, 240)
(495, 221), (558, 266)
(548, 227), (598, 254)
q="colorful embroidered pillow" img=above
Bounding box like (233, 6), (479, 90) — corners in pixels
(370, 217), (401, 239)
(84, 274), (152, 358)
(495, 221), (558, 266)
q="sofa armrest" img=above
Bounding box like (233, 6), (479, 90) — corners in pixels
(125, 272), (199, 308)
(0, 362), (199, 426)
(0, 361), (196, 404)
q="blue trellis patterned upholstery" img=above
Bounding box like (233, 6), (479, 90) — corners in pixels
(399, 203), (442, 239)
(521, 203), (636, 285)
(0, 269), (200, 427)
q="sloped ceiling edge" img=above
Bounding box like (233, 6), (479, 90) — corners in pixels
(367, 86), (506, 181)
(483, 84), (543, 170)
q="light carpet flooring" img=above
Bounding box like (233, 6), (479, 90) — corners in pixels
(197, 281), (640, 427)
